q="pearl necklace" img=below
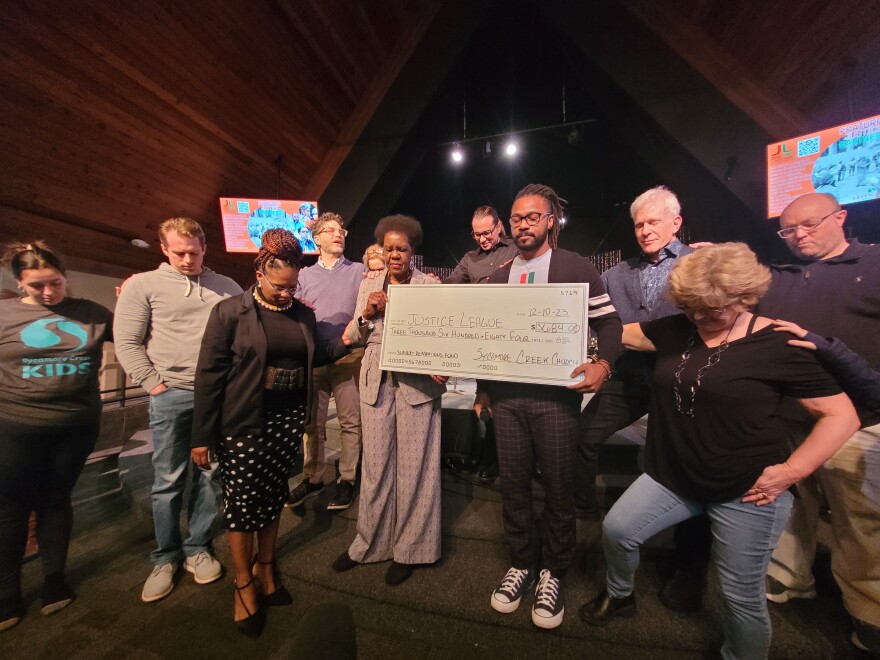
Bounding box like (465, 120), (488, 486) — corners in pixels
(673, 313), (741, 417)
(253, 285), (293, 312)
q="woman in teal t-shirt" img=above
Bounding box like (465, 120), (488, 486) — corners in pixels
(0, 241), (112, 632)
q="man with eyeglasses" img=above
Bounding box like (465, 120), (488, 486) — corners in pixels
(443, 206), (518, 284)
(443, 206), (518, 482)
(479, 184), (621, 629)
(756, 192), (880, 653)
(114, 217), (242, 602)
(287, 212), (365, 512)
(571, 186), (711, 612)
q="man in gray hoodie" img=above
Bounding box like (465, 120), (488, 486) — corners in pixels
(114, 217), (242, 603)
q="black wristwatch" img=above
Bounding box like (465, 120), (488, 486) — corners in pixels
(357, 316), (375, 331)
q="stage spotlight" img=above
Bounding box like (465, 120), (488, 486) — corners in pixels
(504, 140), (518, 157)
(559, 216), (567, 227)
(451, 143), (464, 164)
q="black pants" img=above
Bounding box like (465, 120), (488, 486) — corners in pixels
(575, 377), (652, 511)
(492, 389), (580, 577)
(0, 417), (98, 599)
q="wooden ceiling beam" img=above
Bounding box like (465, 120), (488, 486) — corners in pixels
(273, 0), (363, 105)
(619, 0), (809, 139)
(302, 0), (444, 200)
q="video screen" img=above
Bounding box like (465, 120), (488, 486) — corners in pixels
(219, 197), (319, 253)
(767, 113), (880, 217)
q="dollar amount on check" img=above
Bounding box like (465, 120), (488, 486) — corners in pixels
(379, 284), (590, 386)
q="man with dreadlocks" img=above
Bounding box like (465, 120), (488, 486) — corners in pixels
(477, 184), (621, 629)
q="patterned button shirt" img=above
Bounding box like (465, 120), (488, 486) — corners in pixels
(639, 238), (685, 311)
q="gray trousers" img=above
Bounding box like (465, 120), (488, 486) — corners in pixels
(348, 376), (442, 564)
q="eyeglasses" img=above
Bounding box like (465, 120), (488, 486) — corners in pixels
(677, 305), (727, 317)
(777, 210), (837, 239)
(316, 227), (348, 237)
(472, 223), (499, 240)
(509, 212), (552, 227)
(259, 272), (300, 295)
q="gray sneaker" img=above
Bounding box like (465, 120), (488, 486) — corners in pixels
(184, 551), (223, 585)
(142, 563), (177, 602)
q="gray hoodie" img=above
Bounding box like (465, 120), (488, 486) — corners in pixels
(114, 263), (242, 392)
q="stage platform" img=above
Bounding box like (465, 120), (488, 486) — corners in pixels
(0, 382), (862, 659)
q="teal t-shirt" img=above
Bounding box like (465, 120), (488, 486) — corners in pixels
(0, 297), (113, 426)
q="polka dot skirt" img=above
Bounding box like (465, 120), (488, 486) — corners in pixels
(219, 402), (306, 532)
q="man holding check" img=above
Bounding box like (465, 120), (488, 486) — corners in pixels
(477, 183), (622, 629)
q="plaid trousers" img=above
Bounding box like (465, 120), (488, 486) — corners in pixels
(491, 386), (581, 577)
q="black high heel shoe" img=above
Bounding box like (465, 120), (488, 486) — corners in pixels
(254, 558), (293, 607)
(234, 578), (265, 638)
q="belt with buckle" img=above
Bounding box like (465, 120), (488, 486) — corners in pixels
(264, 366), (306, 391)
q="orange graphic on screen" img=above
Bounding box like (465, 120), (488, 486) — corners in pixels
(218, 198), (318, 253)
(767, 113), (880, 217)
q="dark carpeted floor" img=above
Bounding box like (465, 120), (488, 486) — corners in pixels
(0, 457), (867, 659)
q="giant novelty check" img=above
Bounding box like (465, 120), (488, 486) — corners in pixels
(379, 284), (590, 386)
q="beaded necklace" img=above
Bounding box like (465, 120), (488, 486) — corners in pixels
(253, 285), (293, 312)
(673, 313), (741, 417)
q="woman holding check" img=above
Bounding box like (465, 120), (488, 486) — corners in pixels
(332, 214), (448, 586)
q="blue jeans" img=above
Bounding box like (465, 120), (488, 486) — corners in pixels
(148, 387), (222, 564)
(603, 473), (793, 660)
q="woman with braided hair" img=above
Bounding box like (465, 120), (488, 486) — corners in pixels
(191, 229), (349, 637)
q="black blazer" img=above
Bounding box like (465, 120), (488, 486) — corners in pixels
(486, 248), (622, 364)
(191, 290), (347, 448)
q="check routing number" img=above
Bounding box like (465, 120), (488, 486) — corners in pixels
(379, 284), (590, 387)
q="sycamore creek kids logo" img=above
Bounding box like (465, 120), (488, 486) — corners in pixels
(19, 318), (92, 378)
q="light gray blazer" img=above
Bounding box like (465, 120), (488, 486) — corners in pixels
(344, 268), (447, 407)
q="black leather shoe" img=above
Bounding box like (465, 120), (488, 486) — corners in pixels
(579, 590), (636, 626)
(659, 568), (705, 612)
(385, 561), (414, 585)
(478, 466), (498, 484)
(332, 552), (359, 573)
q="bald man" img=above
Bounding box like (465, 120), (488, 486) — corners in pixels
(756, 192), (880, 653)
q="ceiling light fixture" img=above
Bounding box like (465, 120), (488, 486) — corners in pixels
(451, 143), (464, 163)
(131, 239), (150, 249)
(439, 118), (595, 164)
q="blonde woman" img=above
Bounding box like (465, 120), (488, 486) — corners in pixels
(580, 243), (859, 660)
